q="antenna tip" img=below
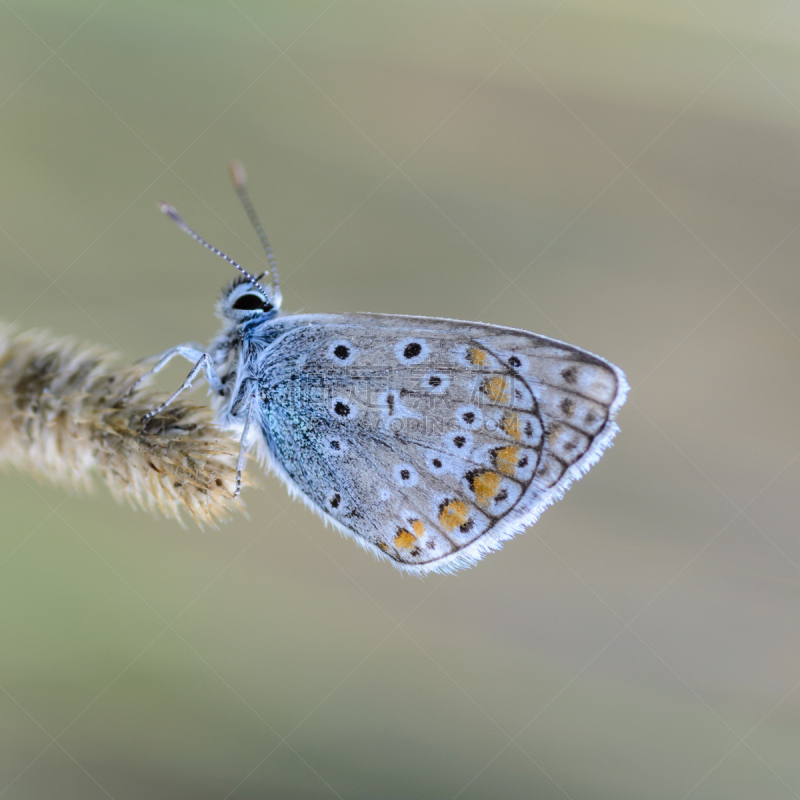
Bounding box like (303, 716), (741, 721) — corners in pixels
(157, 202), (181, 222)
(229, 159), (247, 190)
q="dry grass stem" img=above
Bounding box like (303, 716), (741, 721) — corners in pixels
(0, 325), (248, 526)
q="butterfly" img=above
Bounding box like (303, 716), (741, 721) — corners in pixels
(137, 162), (628, 574)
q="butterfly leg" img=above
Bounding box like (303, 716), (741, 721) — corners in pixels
(132, 345), (223, 424)
(232, 388), (257, 497)
(123, 344), (215, 398)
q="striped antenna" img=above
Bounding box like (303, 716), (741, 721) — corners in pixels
(157, 202), (271, 303)
(228, 160), (280, 300)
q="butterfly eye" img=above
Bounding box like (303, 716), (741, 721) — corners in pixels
(232, 293), (270, 311)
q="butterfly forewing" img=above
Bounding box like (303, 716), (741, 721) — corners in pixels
(252, 313), (627, 573)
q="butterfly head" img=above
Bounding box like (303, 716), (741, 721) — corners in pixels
(218, 274), (281, 322)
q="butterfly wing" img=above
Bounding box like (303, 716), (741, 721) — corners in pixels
(251, 313), (628, 573)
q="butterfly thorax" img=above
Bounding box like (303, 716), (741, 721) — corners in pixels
(208, 314), (280, 433)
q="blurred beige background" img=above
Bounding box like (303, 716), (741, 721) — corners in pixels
(1, 1), (800, 798)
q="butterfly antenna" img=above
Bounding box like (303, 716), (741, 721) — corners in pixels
(158, 202), (270, 303)
(229, 160), (280, 298)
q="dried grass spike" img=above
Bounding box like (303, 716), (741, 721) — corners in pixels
(0, 325), (250, 526)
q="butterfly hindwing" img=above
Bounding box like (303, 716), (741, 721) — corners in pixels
(252, 313), (627, 573)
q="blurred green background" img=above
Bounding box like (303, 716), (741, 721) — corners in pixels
(2, 1), (800, 798)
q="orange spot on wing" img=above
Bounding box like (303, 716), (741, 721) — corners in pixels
(438, 500), (470, 532)
(494, 446), (519, 476)
(411, 519), (425, 536)
(481, 376), (509, 404)
(470, 470), (503, 506)
(394, 528), (418, 549)
(501, 411), (521, 440)
(467, 347), (488, 366)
